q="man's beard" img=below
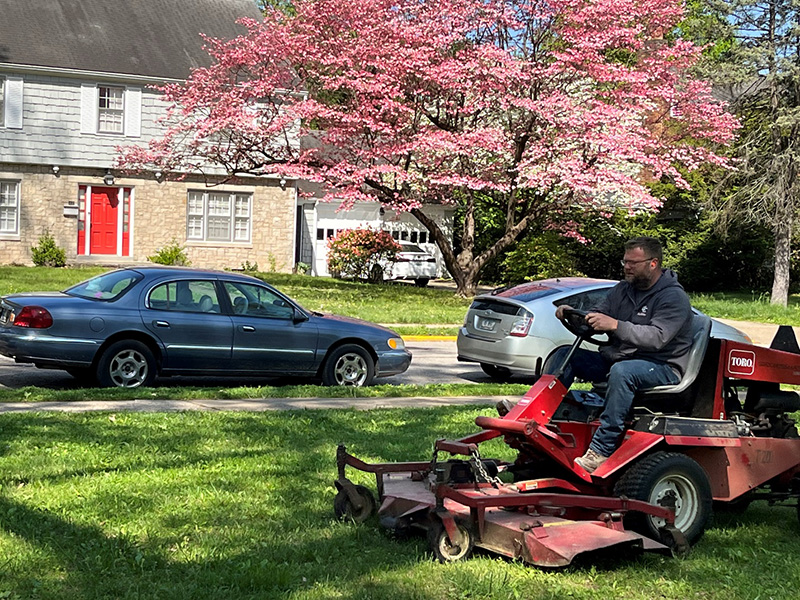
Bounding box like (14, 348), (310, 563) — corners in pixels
(625, 272), (652, 289)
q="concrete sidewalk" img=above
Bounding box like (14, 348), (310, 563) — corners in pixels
(0, 395), (509, 414)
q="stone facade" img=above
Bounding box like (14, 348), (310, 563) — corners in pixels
(0, 164), (295, 271)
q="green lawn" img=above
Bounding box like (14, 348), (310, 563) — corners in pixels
(0, 407), (798, 600)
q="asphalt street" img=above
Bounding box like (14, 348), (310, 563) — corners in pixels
(0, 340), (537, 391)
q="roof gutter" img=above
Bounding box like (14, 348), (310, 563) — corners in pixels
(0, 62), (184, 85)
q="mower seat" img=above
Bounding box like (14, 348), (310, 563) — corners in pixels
(637, 314), (712, 398)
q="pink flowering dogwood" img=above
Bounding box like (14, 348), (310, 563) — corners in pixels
(118, 0), (738, 296)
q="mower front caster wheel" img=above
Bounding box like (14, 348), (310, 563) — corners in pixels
(428, 520), (474, 563)
(334, 484), (376, 523)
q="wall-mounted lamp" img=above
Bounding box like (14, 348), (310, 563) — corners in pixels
(103, 169), (115, 186)
(51, 165), (60, 176)
(154, 171), (163, 182)
(279, 177), (287, 191)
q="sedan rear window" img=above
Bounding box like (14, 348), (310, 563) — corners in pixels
(492, 284), (560, 304)
(66, 270), (142, 301)
(470, 299), (526, 316)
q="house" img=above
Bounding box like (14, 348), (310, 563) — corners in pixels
(0, 0), (453, 277)
(0, 0), (298, 271)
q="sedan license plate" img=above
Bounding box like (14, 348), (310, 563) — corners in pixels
(476, 317), (498, 332)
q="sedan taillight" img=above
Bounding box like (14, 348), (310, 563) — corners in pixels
(509, 314), (533, 337)
(13, 306), (54, 328)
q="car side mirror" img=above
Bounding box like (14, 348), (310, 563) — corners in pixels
(293, 308), (309, 324)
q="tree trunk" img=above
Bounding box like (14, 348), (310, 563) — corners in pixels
(771, 197), (791, 306)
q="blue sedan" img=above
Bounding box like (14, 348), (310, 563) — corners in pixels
(0, 267), (411, 388)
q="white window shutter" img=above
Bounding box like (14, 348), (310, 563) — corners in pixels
(125, 87), (142, 138)
(5, 76), (23, 129)
(80, 83), (97, 134)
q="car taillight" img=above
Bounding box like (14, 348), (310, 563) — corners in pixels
(509, 314), (533, 337)
(13, 306), (53, 328)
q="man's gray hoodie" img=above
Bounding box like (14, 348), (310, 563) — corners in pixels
(593, 269), (694, 376)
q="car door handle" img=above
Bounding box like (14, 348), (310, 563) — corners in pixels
(153, 320), (170, 328)
(242, 325), (256, 332)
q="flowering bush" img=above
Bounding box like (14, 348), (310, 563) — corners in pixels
(327, 229), (401, 283)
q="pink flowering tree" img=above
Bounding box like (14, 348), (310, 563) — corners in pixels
(119, 0), (738, 296)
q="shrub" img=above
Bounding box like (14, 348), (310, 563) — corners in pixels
(241, 260), (259, 273)
(30, 230), (67, 267)
(148, 239), (190, 266)
(327, 229), (400, 282)
(500, 232), (584, 284)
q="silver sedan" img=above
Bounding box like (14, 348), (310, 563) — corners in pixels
(457, 277), (750, 380)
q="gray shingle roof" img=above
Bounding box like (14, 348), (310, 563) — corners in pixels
(0, 0), (262, 80)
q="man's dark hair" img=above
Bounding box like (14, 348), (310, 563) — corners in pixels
(625, 236), (663, 265)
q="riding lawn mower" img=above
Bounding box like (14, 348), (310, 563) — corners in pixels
(333, 309), (800, 567)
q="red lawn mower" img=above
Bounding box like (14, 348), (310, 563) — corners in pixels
(333, 310), (800, 567)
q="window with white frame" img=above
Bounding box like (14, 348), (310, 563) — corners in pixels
(187, 191), (252, 242)
(0, 180), (19, 235)
(98, 86), (124, 134)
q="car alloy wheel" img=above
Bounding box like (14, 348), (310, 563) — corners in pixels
(322, 344), (375, 387)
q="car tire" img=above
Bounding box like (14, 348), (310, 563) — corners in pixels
(414, 278), (430, 287)
(96, 340), (157, 389)
(480, 363), (513, 381)
(322, 344), (375, 387)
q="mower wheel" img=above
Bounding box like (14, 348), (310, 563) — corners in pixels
(428, 519), (474, 563)
(334, 484), (376, 523)
(614, 451), (712, 546)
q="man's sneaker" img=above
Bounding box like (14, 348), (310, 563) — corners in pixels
(575, 448), (608, 473)
(496, 399), (515, 417)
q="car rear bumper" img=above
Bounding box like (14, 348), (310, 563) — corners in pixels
(0, 328), (98, 368)
(376, 349), (412, 377)
(456, 327), (556, 374)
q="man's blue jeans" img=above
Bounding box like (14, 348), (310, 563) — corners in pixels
(547, 348), (680, 457)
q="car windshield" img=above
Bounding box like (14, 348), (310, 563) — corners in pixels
(494, 283), (561, 304)
(399, 244), (425, 253)
(66, 270), (142, 301)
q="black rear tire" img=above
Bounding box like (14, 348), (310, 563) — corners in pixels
(414, 278), (430, 287)
(614, 451), (712, 545)
(480, 363), (513, 381)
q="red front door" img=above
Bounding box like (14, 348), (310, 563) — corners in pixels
(90, 187), (119, 255)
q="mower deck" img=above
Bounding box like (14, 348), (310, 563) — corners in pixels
(379, 473), (671, 567)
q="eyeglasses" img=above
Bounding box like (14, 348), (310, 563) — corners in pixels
(620, 257), (656, 267)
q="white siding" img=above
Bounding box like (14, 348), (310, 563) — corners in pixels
(1, 73), (171, 168)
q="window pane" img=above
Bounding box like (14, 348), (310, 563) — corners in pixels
(208, 193), (231, 215)
(187, 216), (204, 239)
(98, 86), (124, 133)
(185, 191), (250, 242)
(224, 282), (292, 319)
(234, 218), (249, 241)
(0, 181), (18, 234)
(207, 216), (231, 241)
(0, 77), (4, 127)
(188, 192), (204, 214)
